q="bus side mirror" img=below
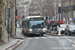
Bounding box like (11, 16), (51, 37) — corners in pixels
(45, 20), (46, 23)
(28, 21), (29, 28)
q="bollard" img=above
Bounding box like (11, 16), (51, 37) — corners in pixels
(58, 27), (61, 35)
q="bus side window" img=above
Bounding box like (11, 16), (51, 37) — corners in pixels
(25, 21), (27, 27)
(22, 21), (25, 28)
(25, 21), (28, 28)
(27, 21), (29, 28)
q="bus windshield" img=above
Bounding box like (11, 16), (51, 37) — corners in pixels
(29, 20), (45, 29)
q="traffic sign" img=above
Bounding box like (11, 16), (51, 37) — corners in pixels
(6, 8), (12, 17)
(74, 18), (75, 20)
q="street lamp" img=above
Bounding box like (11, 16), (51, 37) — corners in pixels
(58, 3), (61, 35)
(7, 0), (11, 41)
(15, 0), (17, 35)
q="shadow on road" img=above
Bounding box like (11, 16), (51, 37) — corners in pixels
(23, 34), (46, 37)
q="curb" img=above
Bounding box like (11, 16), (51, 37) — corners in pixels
(47, 33), (63, 36)
(0, 28), (24, 50)
(0, 39), (19, 50)
(12, 40), (24, 50)
(5, 39), (24, 50)
(5, 39), (20, 50)
(47, 33), (58, 36)
(5, 42), (17, 50)
(14, 36), (24, 39)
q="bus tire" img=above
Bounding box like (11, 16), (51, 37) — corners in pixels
(22, 30), (24, 34)
(22, 30), (25, 35)
(41, 34), (43, 36)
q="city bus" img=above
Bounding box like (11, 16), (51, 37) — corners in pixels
(22, 16), (47, 36)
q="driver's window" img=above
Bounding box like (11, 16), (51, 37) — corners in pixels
(66, 25), (69, 29)
(66, 25), (68, 28)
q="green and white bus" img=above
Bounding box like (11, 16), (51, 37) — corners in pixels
(22, 16), (47, 36)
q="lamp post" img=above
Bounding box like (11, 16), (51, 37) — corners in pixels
(8, 0), (11, 41)
(15, 0), (17, 35)
(58, 3), (61, 35)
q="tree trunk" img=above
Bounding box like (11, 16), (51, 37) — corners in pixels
(0, 0), (5, 42)
(10, 0), (15, 37)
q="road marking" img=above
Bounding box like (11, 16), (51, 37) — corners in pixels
(34, 37), (40, 39)
(63, 36), (73, 42)
(63, 36), (75, 48)
(27, 38), (33, 39)
(27, 36), (75, 40)
(40, 37), (46, 39)
(70, 37), (75, 38)
(54, 37), (62, 38)
(72, 44), (75, 47)
(48, 37), (53, 38)
(62, 36), (75, 38)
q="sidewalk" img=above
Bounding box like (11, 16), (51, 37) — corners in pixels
(0, 28), (24, 50)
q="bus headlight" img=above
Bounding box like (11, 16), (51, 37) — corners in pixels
(42, 28), (47, 32)
(29, 29), (33, 32)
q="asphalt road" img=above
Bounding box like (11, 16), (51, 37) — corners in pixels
(15, 28), (75, 50)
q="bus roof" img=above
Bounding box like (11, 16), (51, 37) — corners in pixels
(22, 16), (45, 21)
(26, 16), (43, 19)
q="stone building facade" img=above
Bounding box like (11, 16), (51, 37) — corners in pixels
(62, 0), (75, 24)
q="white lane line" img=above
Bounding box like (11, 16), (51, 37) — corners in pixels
(34, 37), (40, 39)
(27, 38), (33, 39)
(64, 37), (75, 47)
(64, 37), (73, 42)
(72, 44), (75, 47)
(58, 36), (75, 48)
(62, 36), (75, 42)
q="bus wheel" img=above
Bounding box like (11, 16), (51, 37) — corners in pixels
(41, 34), (43, 36)
(22, 30), (24, 34)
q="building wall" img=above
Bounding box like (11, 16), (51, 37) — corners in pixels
(62, 0), (75, 24)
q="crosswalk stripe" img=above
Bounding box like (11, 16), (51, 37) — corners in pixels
(62, 36), (75, 38)
(27, 36), (75, 40)
(28, 38), (33, 39)
(34, 37), (40, 39)
(69, 37), (75, 38)
(55, 37), (62, 38)
(48, 37), (53, 38)
(40, 37), (46, 39)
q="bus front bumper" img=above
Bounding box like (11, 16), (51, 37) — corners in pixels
(28, 32), (46, 35)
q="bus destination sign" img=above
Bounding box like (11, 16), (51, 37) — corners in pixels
(30, 18), (44, 21)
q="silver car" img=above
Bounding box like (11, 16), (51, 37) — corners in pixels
(57, 24), (67, 34)
(64, 24), (75, 36)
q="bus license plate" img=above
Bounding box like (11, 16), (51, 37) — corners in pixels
(36, 33), (39, 34)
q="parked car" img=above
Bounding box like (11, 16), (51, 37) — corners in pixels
(57, 24), (67, 34)
(64, 24), (75, 36)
